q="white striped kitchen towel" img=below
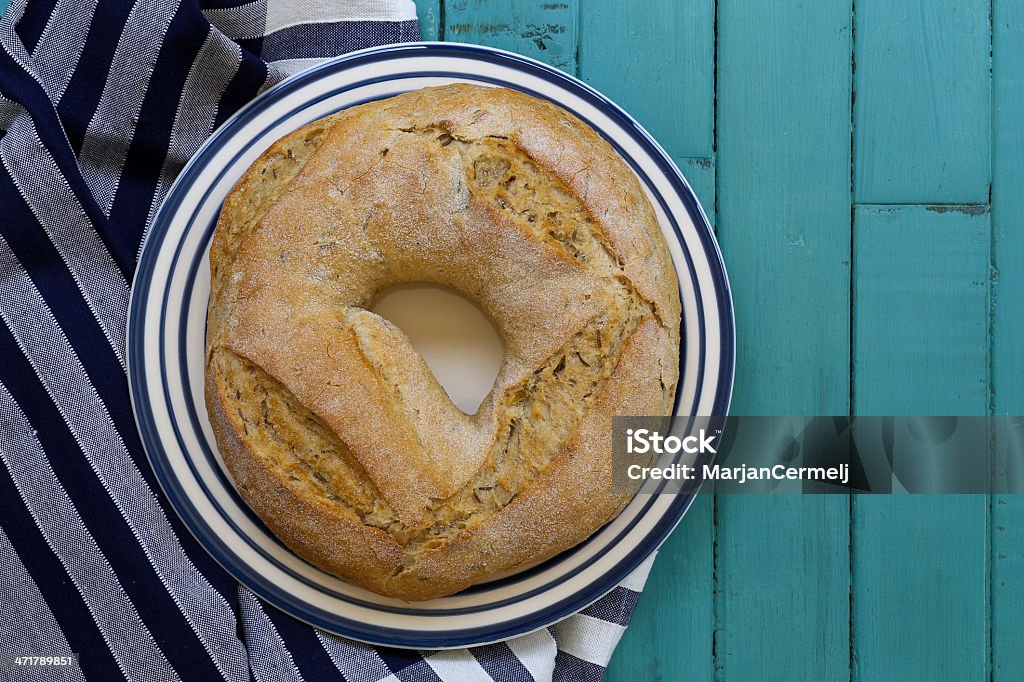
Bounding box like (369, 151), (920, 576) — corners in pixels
(0, 1), (652, 680)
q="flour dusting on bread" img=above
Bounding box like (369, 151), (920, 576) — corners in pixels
(205, 84), (681, 600)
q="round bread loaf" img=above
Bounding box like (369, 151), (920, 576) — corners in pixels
(205, 83), (681, 601)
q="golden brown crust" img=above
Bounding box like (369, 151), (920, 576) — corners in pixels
(205, 84), (681, 600)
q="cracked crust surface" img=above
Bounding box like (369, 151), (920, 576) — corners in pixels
(205, 83), (681, 600)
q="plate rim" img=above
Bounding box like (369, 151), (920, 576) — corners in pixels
(127, 40), (735, 649)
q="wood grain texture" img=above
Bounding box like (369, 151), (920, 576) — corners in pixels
(853, 0), (991, 204)
(677, 158), (716, 229)
(991, 1), (1024, 679)
(444, 0), (578, 72)
(607, 494), (715, 681)
(853, 207), (990, 414)
(412, 0), (441, 40)
(716, 496), (851, 680)
(577, 0), (714, 158)
(715, 1), (852, 679)
(851, 205), (990, 681)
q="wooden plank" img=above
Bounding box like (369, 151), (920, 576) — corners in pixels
(606, 494), (715, 681)
(677, 157), (716, 229)
(413, 0), (441, 41)
(574, 6), (716, 676)
(444, 0), (578, 73)
(853, 207), (989, 413)
(606, 157), (714, 681)
(585, 9), (717, 675)
(851, 205), (989, 681)
(853, 0), (991, 204)
(577, 1), (714, 158)
(715, 0), (852, 679)
(991, 1), (1024, 679)
(717, 496), (852, 678)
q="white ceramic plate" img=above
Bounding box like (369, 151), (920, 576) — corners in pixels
(128, 42), (734, 649)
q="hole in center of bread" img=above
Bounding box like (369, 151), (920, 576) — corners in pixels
(371, 283), (504, 416)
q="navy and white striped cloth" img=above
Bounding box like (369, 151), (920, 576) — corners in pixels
(0, 1), (652, 680)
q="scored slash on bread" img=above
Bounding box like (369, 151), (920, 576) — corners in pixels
(205, 83), (681, 601)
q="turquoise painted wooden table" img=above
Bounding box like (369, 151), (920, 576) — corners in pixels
(410, 1), (1024, 680)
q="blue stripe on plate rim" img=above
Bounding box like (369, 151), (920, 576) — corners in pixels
(127, 41), (735, 648)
